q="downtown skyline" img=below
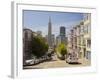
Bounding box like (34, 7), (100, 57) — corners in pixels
(23, 10), (84, 37)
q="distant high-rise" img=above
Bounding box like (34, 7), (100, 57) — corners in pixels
(48, 17), (52, 47)
(51, 34), (55, 46)
(48, 17), (52, 36)
(60, 26), (66, 36)
(56, 26), (67, 46)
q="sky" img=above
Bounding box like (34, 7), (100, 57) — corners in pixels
(23, 10), (84, 37)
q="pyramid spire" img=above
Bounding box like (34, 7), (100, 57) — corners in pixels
(48, 16), (52, 47)
(49, 16), (51, 23)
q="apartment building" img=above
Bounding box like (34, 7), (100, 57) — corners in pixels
(83, 14), (91, 60)
(68, 13), (91, 60)
(23, 28), (33, 65)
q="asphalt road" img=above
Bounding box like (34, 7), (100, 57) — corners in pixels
(23, 54), (90, 69)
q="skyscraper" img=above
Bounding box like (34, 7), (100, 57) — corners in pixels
(51, 34), (55, 46)
(60, 26), (67, 44)
(60, 26), (66, 36)
(48, 17), (52, 47)
(56, 26), (67, 46)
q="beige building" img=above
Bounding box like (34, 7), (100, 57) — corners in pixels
(83, 14), (91, 60)
(68, 13), (91, 60)
(76, 22), (86, 59)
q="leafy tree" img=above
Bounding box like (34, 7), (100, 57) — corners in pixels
(31, 36), (49, 57)
(57, 43), (67, 59)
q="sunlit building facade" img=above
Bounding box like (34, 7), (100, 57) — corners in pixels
(83, 13), (91, 60)
(68, 13), (91, 60)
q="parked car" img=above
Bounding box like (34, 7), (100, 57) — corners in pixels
(25, 59), (35, 65)
(39, 57), (43, 62)
(47, 56), (52, 60)
(34, 59), (40, 64)
(66, 53), (78, 64)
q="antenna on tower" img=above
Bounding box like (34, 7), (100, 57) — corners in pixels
(49, 16), (51, 23)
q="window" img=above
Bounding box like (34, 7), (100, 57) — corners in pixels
(25, 31), (28, 39)
(86, 51), (91, 60)
(87, 39), (91, 48)
(88, 24), (91, 33)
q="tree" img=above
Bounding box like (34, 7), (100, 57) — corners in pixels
(57, 43), (67, 60)
(31, 36), (49, 57)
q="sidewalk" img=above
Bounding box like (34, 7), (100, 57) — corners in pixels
(78, 58), (91, 66)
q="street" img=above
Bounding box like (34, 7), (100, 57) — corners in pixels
(23, 53), (90, 69)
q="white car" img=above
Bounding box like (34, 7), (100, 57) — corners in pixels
(25, 59), (34, 65)
(66, 53), (78, 64)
